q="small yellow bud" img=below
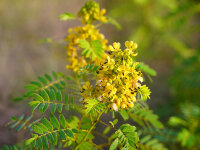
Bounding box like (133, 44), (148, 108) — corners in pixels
(100, 9), (106, 15)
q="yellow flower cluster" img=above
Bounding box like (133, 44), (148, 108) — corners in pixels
(78, 1), (107, 24)
(66, 25), (107, 71)
(66, 1), (108, 71)
(81, 41), (151, 111)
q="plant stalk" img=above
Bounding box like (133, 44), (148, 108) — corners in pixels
(74, 108), (106, 150)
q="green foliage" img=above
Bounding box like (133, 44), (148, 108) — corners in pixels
(107, 1), (200, 149)
(170, 53), (200, 103)
(1, 1), (172, 150)
(6, 114), (40, 132)
(13, 72), (67, 102)
(106, 16), (121, 30)
(25, 114), (77, 149)
(85, 98), (106, 117)
(136, 62), (157, 76)
(131, 109), (163, 129)
(138, 135), (168, 150)
(140, 128), (177, 144)
(168, 116), (187, 127)
(111, 124), (139, 149)
(137, 85), (151, 100)
(1, 145), (24, 150)
(29, 89), (73, 114)
(176, 128), (196, 148)
(109, 138), (119, 150)
(78, 64), (99, 76)
(168, 104), (200, 149)
(119, 102), (164, 129)
(79, 39), (103, 60)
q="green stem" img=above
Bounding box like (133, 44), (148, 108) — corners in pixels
(74, 108), (106, 150)
(98, 120), (117, 131)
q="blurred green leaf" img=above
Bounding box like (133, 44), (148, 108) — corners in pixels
(59, 12), (75, 21)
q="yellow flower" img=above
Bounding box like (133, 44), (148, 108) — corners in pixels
(81, 81), (93, 98)
(81, 41), (151, 111)
(65, 1), (109, 72)
(78, 1), (108, 24)
(125, 41), (138, 50)
(108, 42), (121, 52)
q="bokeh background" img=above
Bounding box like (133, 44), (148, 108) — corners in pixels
(0, 0), (199, 149)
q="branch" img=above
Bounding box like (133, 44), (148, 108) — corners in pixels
(74, 108), (106, 150)
(98, 120), (117, 131)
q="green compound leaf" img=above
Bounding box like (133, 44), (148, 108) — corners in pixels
(85, 98), (106, 117)
(13, 72), (67, 102)
(137, 85), (151, 100)
(79, 39), (103, 60)
(90, 40), (103, 58)
(79, 39), (90, 49)
(29, 88), (71, 114)
(129, 104), (164, 129)
(139, 135), (168, 150)
(113, 124), (139, 149)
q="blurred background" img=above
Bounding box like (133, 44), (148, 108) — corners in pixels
(0, 0), (199, 149)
